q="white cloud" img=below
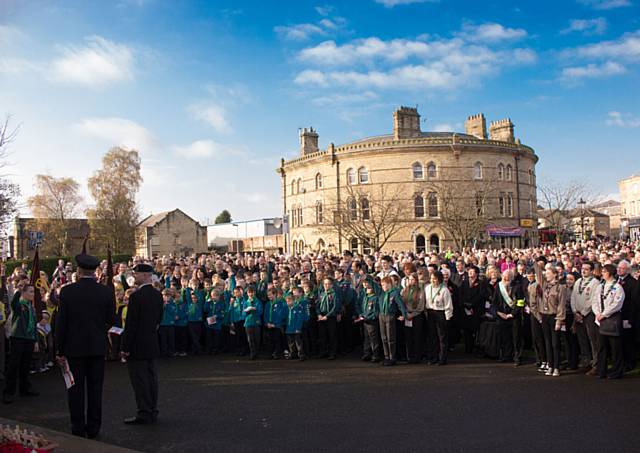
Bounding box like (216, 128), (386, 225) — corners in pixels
(577, 0), (632, 10)
(0, 24), (25, 47)
(561, 18), (608, 35)
(374, 0), (438, 7)
(570, 30), (640, 62)
(294, 31), (536, 91)
(315, 5), (334, 16)
(73, 117), (157, 154)
(50, 36), (134, 88)
(606, 111), (640, 128)
(561, 61), (626, 79)
(458, 22), (528, 42)
(173, 140), (224, 159)
(0, 57), (39, 75)
(188, 102), (232, 134)
(274, 23), (325, 41)
(432, 123), (454, 131)
(312, 91), (379, 106)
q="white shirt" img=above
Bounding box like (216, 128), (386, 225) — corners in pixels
(592, 280), (625, 318)
(571, 277), (600, 316)
(424, 283), (454, 321)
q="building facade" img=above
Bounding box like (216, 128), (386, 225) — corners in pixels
(10, 217), (94, 259)
(135, 209), (208, 258)
(207, 218), (284, 253)
(278, 107), (539, 254)
(619, 175), (640, 240)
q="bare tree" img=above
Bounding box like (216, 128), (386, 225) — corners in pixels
(0, 116), (21, 232)
(321, 183), (408, 252)
(27, 174), (83, 256)
(423, 175), (499, 250)
(538, 180), (596, 245)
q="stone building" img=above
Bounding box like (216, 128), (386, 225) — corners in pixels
(619, 175), (640, 240)
(277, 107), (539, 254)
(135, 209), (208, 258)
(592, 200), (622, 239)
(10, 217), (95, 259)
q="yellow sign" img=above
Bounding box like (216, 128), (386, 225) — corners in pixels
(520, 219), (534, 228)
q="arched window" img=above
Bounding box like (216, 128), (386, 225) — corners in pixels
(298, 206), (303, 225)
(506, 164), (513, 181)
(316, 201), (323, 224)
(316, 238), (325, 251)
(415, 234), (426, 253)
(428, 192), (438, 217)
(291, 180), (296, 195)
(429, 234), (440, 253)
(347, 168), (356, 185)
(427, 162), (437, 178)
(497, 163), (505, 180)
(347, 198), (357, 221)
(474, 162), (483, 180)
(412, 162), (423, 180)
(350, 237), (359, 253)
(292, 240), (298, 255)
(361, 197), (370, 220)
(291, 208), (296, 228)
(315, 173), (322, 189)
(296, 178), (302, 194)
(358, 167), (369, 184)
(414, 194), (425, 218)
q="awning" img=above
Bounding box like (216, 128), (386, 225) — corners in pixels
(486, 225), (524, 237)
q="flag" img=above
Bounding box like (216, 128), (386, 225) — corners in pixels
(29, 246), (45, 321)
(106, 244), (115, 292)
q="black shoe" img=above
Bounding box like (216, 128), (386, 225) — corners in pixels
(20, 390), (39, 397)
(72, 430), (87, 438)
(87, 432), (100, 440)
(607, 374), (623, 380)
(124, 416), (151, 425)
(382, 359), (392, 367)
(299, 356), (306, 362)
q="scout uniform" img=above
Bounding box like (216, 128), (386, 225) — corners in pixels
(242, 295), (263, 359)
(285, 298), (308, 360)
(159, 299), (177, 357)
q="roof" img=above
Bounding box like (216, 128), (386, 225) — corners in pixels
(137, 209), (202, 228)
(344, 131), (477, 147)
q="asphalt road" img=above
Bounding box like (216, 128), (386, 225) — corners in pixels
(3, 352), (640, 453)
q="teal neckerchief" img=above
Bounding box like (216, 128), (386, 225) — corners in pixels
(320, 290), (334, 312)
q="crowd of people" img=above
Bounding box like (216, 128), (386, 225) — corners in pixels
(2, 239), (639, 406)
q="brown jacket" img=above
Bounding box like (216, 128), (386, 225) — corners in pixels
(537, 280), (567, 322)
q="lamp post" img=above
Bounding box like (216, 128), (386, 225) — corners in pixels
(578, 197), (586, 241)
(232, 223), (239, 253)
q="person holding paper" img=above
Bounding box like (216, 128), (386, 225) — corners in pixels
(204, 288), (227, 355)
(401, 273), (425, 364)
(593, 264), (625, 380)
(378, 276), (406, 366)
(425, 271), (453, 366)
(54, 253), (115, 438)
(242, 286), (263, 360)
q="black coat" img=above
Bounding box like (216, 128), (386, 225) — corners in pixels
(121, 285), (164, 360)
(55, 277), (116, 358)
(618, 275), (639, 326)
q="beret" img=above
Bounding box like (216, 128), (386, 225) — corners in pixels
(133, 263), (154, 273)
(75, 254), (100, 270)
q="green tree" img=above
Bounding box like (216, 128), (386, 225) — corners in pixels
(27, 174), (83, 256)
(215, 209), (232, 224)
(87, 147), (142, 254)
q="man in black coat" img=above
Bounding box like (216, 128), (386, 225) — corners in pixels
(121, 263), (164, 425)
(617, 260), (638, 371)
(55, 254), (116, 439)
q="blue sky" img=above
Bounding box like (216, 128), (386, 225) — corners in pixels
(1, 0), (639, 224)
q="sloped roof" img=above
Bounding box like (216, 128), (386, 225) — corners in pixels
(137, 209), (201, 228)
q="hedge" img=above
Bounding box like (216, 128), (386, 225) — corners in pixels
(4, 254), (133, 277)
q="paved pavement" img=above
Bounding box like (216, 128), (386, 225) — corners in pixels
(4, 352), (640, 452)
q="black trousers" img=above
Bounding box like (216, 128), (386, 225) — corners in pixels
(318, 316), (338, 357)
(597, 332), (623, 378)
(231, 321), (247, 354)
(426, 310), (448, 364)
(461, 315), (479, 353)
(497, 319), (514, 361)
(3, 338), (34, 397)
(622, 326), (636, 371)
(562, 314), (579, 369)
(127, 359), (159, 422)
(158, 326), (175, 356)
(187, 322), (202, 354)
(175, 326), (188, 354)
(67, 356), (105, 437)
(268, 327), (284, 358)
(541, 314), (561, 369)
(404, 314), (425, 363)
(245, 326), (261, 358)
(287, 333), (304, 358)
(338, 307), (353, 353)
(531, 315), (546, 364)
(512, 317), (525, 364)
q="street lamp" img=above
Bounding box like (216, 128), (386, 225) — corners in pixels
(578, 197), (586, 241)
(232, 223), (239, 253)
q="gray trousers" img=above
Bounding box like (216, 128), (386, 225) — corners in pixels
(127, 359), (159, 421)
(363, 321), (381, 359)
(379, 314), (397, 360)
(575, 312), (599, 368)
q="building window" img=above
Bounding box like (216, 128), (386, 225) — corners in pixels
(414, 194), (425, 218)
(361, 197), (370, 220)
(362, 238), (372, 255)
(358, 167), (369, 184)
(347, 168), (356, 185)
(499, 193), (506, 217)
(427, 162), (437, 179)
(412, 162), (423, 180)
(316, 201), (323, 224)
(528, 198), (533, 216)
(475, 192), (485, 217)
(474, 162), (483, 179)
(291, 180), (296, 195)
(297, 178), (303, 193)
(350, 237), (359, 253)
(315, 173), (322, 189)
(429, 234), (440, 253)
(428, 192), (438, 217)
(347, 198), (357, 221)
(298, 207), (303, 226)
(291, 208), (296, 228)
(506, 165), (513, 181)
(415, 234), (426, 253)
(497, 163), (504, 180)
(507, 193), (514, 217)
